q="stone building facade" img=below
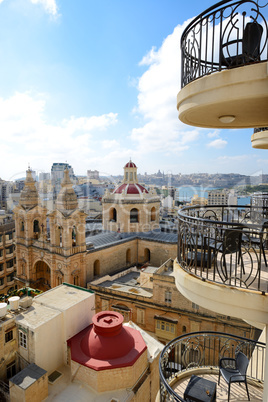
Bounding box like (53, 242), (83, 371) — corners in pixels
(88, 260), (256, 344)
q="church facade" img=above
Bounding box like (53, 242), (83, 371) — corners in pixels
(14, 162), (176, 291)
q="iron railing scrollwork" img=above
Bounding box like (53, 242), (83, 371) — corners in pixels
(181, 0), (268, 87)
(177, 204), (268, 292)
(159, 331), (265, 401)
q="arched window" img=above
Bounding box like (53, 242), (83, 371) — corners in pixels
(144, 248), (150, 262)
(93, 260), (100, 277)
(33, 220), (40, 239)
(109, 208), (117, 222)
(56, 226), (62, 247)
(21, 221), (24, 233)
(72, 226), (76, 246)
(182, 325), (187, 333)
(126, 248), (131, 264)
(151, 207), (156, 221)
(130, 208), (139, 223)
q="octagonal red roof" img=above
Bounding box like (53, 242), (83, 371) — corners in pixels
(67, 311), (147, 371)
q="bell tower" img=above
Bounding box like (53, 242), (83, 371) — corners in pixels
(14, 168), (88, 291)
(48, 169), (87, 287)
(14, 168), (48, 287)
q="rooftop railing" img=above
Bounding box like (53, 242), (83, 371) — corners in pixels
(181, 0), (268, 87)
(177, 204), (268, 293)
(159, 331), (265, 401)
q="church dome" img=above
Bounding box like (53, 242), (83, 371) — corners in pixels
(113, 183), (148, 195)
(124, 161), (137, 168)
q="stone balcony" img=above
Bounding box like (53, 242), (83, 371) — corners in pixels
(177, 0), (268, 131)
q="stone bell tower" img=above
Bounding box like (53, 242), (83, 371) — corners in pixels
(48, 168), (88, 287)
(14, 168), (88, 291)
(14, 168), (48, 287)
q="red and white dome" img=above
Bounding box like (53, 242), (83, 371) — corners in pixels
(124, 161), (137, 168)
(113, 183), (148, 195)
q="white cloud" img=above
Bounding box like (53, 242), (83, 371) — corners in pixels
(101, 139), (120, 149)
(0, 92), (118, 179)
(218, 155), (249, 162)
(207, 130), (220, 138)
(0, 0), (59, 16)
(30, 0), (58, 16)
(131, 21), (204, 157)
(207, 138), (227, 149)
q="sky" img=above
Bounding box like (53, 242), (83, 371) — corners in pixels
(0, 0), (267, 181)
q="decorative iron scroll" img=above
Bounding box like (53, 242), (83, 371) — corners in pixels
(181, 0), (268, 87)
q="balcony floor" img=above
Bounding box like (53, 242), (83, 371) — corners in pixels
(173, 373), (263, 401)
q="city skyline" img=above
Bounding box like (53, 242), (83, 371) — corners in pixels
(0, 0), (267, 182)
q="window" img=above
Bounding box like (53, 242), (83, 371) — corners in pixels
(0, 278), (4, 286)
(5, 330), (13, 343)
(0, 235), (2, 243)
(0, 249), (3, 257)
(7, 274), (14, 282)
(130, 208), (139, 223)
(137, 308), (145, 325)
(6, 246), (13, 255)
(192, 302), (199, 310)
(19, 331), (27, 349)
(6, 361), (16, 379)
(165, 291), (172, 303)
(156, 319), (176, 334)
(0, 263), (3, 272)
(6, 232), (13, 240)
(6, 259), (13, 268)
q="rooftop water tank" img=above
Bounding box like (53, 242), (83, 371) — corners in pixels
(9, 296), (20, 310)
(0, 302), (7, 318)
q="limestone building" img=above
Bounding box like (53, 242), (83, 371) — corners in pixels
(0, 284), (162, 401)
(0, 215), (16, 296)
(14, 164), (177, 292)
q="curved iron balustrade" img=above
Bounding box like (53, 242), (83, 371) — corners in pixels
(181, 0), (268, 87)
(159, 331), (265, 401)
(177, 204), (268, 292)
(254, 127), (268, 132)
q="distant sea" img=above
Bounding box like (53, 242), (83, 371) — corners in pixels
(176, 186), (251, 205)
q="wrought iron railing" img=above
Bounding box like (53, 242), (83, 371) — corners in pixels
(181, 0), (268, 87)
(159, 331), (265, 401)
(254, 127), (268, 133)
(177, 205), (268, 292)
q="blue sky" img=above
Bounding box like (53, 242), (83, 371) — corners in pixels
(0, 0), (267, 181)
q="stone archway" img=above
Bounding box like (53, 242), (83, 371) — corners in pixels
(34, 260), (51, 291)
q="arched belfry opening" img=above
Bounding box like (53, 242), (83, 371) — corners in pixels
(109, 207), (117, 222)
